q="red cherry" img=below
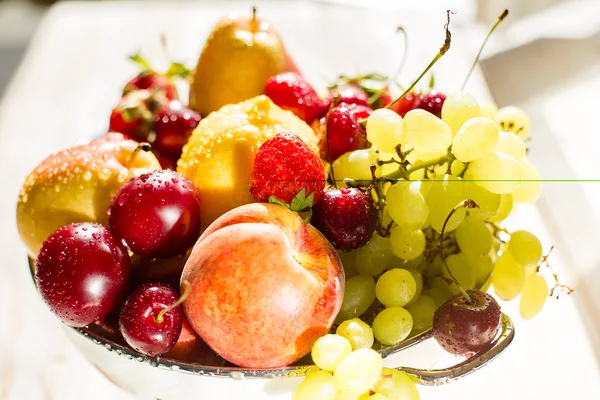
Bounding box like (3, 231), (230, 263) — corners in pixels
(322, 103), (372, 162)
(123, 71), (178, 101)
(119, 282), (184, 357)
(154, 101), (201, 158)
(311, 188), (377, 251)
(109, 89), (161, 142)
(329, 84), (369, 107)
(157, 154), (178, 171)
(35, 223), (131, 327)
(388, 92), (423, 117)
(109, 170), (201, 258)
(433, 290), (501, 356)
(417, 91), (446, 118)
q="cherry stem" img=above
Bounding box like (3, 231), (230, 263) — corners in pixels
(155, 280), (191, 324)
(440, 199), (479, 305)
(326, 95), (340, 188)
(385, 10), (453, 110)
(126, 142), (151, 169)
(461, 9), (509, 91)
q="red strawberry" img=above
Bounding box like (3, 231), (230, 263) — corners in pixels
(123, 71), (178, 100)
(389, 91), (423, 117)
(321, 102), (372, 162)
(109, 90), (155, 141)
(328, 84), (369, 107)
(250, 132), (326, 206)
(264, 73), (327, 124)
(154, 101), (201, 158)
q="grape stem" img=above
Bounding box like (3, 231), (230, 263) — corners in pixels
(127, 142), (152, 169)
(382, 153), (455, 181)
(155, 280), (191, 324)
(440, 199), (479, 305)
(537, 246), (574, 299)
(461, 9), (509, 91)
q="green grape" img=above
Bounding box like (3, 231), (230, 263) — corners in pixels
(332, 148), (379, 183)
(492, 251), (525, 300)
(463, 170), (501, 219)
(406, 270), (423, 306)
(337, 249), (358, 279)
(520, 272), (548, 320)
(443, 253), (476, 293)
(401, 109), (452, 154)
(406, 295), (436, 334)
(333, 348), (383, 397)
(389, 227), (425, 261)
(311, 334), (353, 372)
(451, 116), (499, 162)
(386, 254), (424, 271)
(512, 159), (541, 204)
(468, 151), (522, 194)
(386, 180), (429, 229)
(376, 368), (420, 400)
(377, 152), (401, 176)
(355, 233), (394, 276)
(487, 193), (513, 222)
(423, 287), (451, 308)
(480, 101), (498, 119)
(464, 252), (494, 286)
(336, 318), (374, 350)
(455, 215), (493, 256)
(424, 174), (467, 233)
(494, 106), (530, 140)
(367, 109), (404, 153)
(293, 370), (338, 400)
(494, 131), (526, 161)
(361, 394), (389, 400)
(441, 92), (482, 135)
(506, 230), (543, 265)
(372, 307), (413, 345)
(424, 256), (445, 276)
(336, 276), (376, 323)
(450, 159), (466, 176)
(375, 268), (417, 307)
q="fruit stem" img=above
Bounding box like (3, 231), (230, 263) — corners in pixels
(461, 9), (509, 91)
(538, 246), (574, 299)
(440, 199), (479, 305)
(391, 26), (408, 90)
(326, 95), (340, 188)
(127, 142), (152, 169)
(386, 10), (453, 110)
(382, 154), (454, 181)
(155, 280), (191, 324)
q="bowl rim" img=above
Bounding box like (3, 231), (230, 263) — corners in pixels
(29, 256), (432, 379)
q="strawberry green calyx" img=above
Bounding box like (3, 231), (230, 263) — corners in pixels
(269, 188), (316, 222)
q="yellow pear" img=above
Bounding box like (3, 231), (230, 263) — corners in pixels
(17, 134), (161, 258)
(177, 95), (318, 230)
(189, 9), (298, 116)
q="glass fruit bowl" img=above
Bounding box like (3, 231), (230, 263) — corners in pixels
(28, 257), (514, 400)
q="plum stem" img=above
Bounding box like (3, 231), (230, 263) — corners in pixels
(155, 280), (191, 324)
(385, 10), (453, 110)
(440, 199), (479, 305)
(461, 9), (509, 91)
(127, 142), (151, 169)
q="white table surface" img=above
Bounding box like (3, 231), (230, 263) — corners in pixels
(0, 1), (599, 399)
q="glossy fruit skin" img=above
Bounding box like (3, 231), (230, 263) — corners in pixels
(119, 282), (183, 357)
(418, 91), (447, 118)
(433, 290), (501, 356)
(250, 132), (326, 204)
(109, 89), (157, 141)
(321, 103), (373, 162)
(109, 170), (201, 258)
(389, 92), (423, 117)
(329, 84), (369, 107)
(311, 188), (377, 251)
(123, 71), (178, 101)
(264, 72), (327, 123)
(157, 154), (178, 170)
(35, 223), (131, 328)
(154, 101), (201, 158)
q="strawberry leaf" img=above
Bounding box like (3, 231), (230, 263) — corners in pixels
(268, 196), (289, 209)
(166, 62), (191, 79)
(289, 188), (315, 212)
(128, 53), (152, 72)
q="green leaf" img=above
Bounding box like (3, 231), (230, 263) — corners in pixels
(268, 196), (289, 208)
(289, 188), (315, 212)
(429, 73), (435, 89)
(304, 208), (313, 223)
(128, 53), (152, 72)
(166, 62), (192, 79)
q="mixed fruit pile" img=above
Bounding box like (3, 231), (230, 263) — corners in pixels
(16, 8), (571, 400)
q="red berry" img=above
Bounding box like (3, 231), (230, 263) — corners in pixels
(157, 154), (178, 170)
(311, 188), (377, 251)
(250, 132), (326, 204)
(109, 90), (157, 142)
(109, 170), (201, 258)
(375, 87), (393, 109)
(35, 223), (131, 327)
(154, 101), (201, 157)
(417, 91), (446, 118)
(433, 290), (501, 356)
(119, 282), (183, 357)
(123, 71), (178, 101)
(329, 84), (369, 107)
(322, 103), (372, 161)
(264, 72), (325, 123)
(389, 92), (423, 117)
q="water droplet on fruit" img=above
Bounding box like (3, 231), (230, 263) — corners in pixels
(99, 169), (111, 181)
(83, 171), (93, 181)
